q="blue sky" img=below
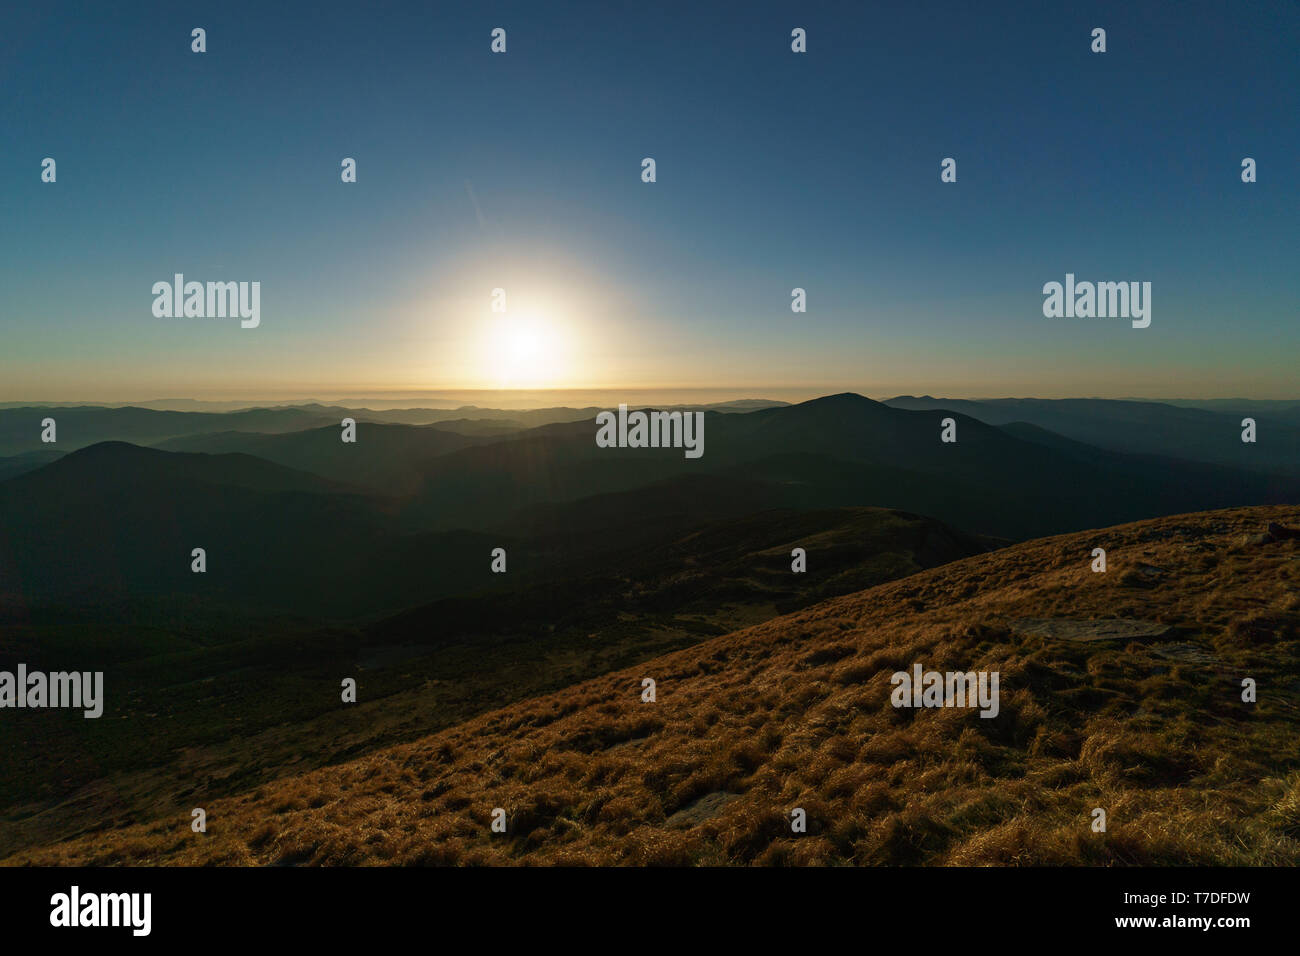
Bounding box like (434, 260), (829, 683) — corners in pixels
(2, 0), (1296, 400)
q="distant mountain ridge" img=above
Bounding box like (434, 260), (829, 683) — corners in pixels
(3, 393), (1297, 615)
(0, 400), (791, 455)
(390, 393), (1300, 538)
(884, 395), (1300, 475)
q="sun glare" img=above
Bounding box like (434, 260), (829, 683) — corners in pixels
(482, 309), (570, 388)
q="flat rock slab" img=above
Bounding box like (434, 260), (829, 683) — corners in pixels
(665, 791), (741, 829)
(1152, 643), (1221, 665)
(1009, 618), (1176, 643)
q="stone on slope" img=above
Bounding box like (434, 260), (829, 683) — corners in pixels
(1008, 618), (1177, 643)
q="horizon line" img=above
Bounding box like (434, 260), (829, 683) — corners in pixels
(3, 389), (1299, 412)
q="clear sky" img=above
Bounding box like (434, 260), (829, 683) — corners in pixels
(2, 0), (1296, 401)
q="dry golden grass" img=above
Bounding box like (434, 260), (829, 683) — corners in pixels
(6, 505), (1299, 866)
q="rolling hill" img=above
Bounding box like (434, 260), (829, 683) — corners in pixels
(0, 399), (785, 457)
(884, 395), (1300, 476)
(396, 394), (1300, 538)
(154, 423), (494, 494)
(5, 395), (1299, 618)
(0, 442), (495, 617)
(6, 504), (1297, 866)
(0, 405), (347, 456)
(0, 505), (989, 857)
(0, 449), (64, 481)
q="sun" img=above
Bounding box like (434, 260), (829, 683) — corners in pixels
(482, 309), (570, 388)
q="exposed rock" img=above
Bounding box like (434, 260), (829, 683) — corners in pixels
(1008, 618), (1177, 643)
(664, 791), (741, 829)
(1243, 523), (1300, 546)
(1152, 643), (1221, 665)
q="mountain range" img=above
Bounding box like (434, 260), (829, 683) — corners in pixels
(2, 394), (1296, 617)
(1, 392), (1297, 864)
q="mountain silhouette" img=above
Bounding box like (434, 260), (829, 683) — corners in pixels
(394, 394), (1300, 538)
(3, 396), (1297, 614)
(884, 396), (1300, 475)
(0, 405), (344, 456)
(155, 423), (493, 494)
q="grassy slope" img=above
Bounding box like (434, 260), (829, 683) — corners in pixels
(0, 507), (979, 858)
(5, 505), (1299, 866)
